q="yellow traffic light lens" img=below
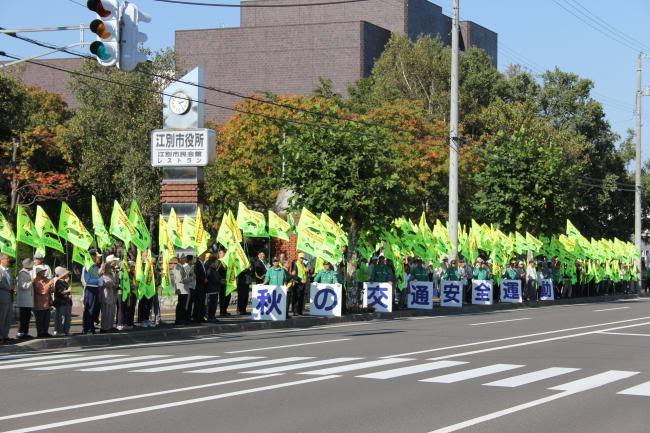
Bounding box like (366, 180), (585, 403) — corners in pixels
(90, 19), (112, 39)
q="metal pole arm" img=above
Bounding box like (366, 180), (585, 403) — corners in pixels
(0, 25), (87, 33)
(0, 42), (90, 68)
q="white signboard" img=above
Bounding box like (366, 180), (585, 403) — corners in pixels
(472, 280), (493, 305)
(500, 279), (523, 303)
(407, 281), (435, 310)
(309, 283), (342, 317)
(539, 278), (555, 301)
(151, 128), (216, 167)
(363, 282), (393, 313)
(251, 284), (287, 321)
(440, 280), (463, 307)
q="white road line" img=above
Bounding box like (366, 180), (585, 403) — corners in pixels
(426, 321), (650, 362)
(0, 354), (126, 370)
(484, 367), (580, 388)
(299, 358), (414, 376)
(549, 370), (639, 392)
(382, 316), (650, 358)
(30, 355), (169, 371)
(0, 374), (281, 421)
(618, 380), (650, 396)
(594, 307), (630, 312)
(0, 375), (340, 433)
(187, 357), (313, 374)
(77, 356), (215, 372)
(598, 331), (650, 337)
(356, 361), (468, 380)
(470, 318), (531, 326)
(131, 356), (260, 373)
(242, 357), (363, 374)
(225, 338), (351, 354)
(421, 364), (523, 383)
(427, 370), (640, 433)
(0, 354), (81, 365)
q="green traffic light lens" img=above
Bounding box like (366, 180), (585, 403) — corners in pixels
(90, 41), (112, 61)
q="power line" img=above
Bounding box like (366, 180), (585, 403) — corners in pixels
(154, 0), (370, 7)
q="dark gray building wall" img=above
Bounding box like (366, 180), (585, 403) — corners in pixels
(460, 20), (497, 66)
(176, 21), (389, 123)
(406, 0), (447, 42)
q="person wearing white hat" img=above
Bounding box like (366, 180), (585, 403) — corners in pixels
(100, 255), (120, 333)
(31, 251), (52, 279)
(33, 265), (53, 338)
(0, 253), (15, 343)
(16, 259), (35, 339)
(53, 267), (72, 336)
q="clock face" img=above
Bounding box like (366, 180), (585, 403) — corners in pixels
(169, 91), (191, 115)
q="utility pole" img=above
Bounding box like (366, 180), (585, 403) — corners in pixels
(635, 52), (642, 267)
(448, 0), (459, 259)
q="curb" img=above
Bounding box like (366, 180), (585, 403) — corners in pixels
(1, 294), (640, 354)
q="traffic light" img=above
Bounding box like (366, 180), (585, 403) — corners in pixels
(87, 0), (120, 67)
(119, 2), (151, 71)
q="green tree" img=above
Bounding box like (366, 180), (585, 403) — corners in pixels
(62, 50), (176, 223)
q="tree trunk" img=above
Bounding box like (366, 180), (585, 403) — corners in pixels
(346, 217), (359, 310)
(10, 137), (19, 214)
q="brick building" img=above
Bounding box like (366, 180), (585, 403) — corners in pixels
(8, 0), (496, 125)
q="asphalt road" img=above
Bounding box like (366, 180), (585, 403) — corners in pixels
(1, 298), (649, 433)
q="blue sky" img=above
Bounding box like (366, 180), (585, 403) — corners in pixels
(1, 0), (648, 160)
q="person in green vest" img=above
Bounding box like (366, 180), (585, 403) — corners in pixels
(313, 261), (339, 284)
(410, 258), (430, 282)
(370, 256), (393, 283)
(290, 252), (309, 316)
(263, 256), (288, 287)
(473, 258), (490, 280)
(503, 260), (519, 281)
(443, 258), (461, 281)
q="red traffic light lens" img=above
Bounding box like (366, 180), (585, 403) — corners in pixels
(87, 0), (110, 17)
(90, 19), (112, 39)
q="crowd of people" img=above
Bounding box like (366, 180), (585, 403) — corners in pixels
(0, 244), (644, 344)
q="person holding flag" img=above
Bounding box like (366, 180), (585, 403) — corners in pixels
(0, 254), (15, 343)
(16, 259), (34, 340)
(82, 249), (104, 335)
(313, 260), (339, 284)
(100, 255), (120, 333)
(290, 252), (309, 316)
(171, 256), (191, 325)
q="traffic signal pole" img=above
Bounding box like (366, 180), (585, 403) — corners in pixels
(0, 42), (90, 68)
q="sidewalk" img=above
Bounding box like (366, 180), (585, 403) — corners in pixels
(0, 293), (640, 354)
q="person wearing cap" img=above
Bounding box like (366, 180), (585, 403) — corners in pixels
(473, 258), (490, 280)
(53, 266), (72, 336)
(32, 251), (53, 279)
(33, 265), (53, 338)
(81, 249), (104, 334)
(443, 258), (461, 281)
(263, 256), (288, 287)
(0, 253), (15, 342)
(16, 259), (34, 339)
(313, 261), (339, 284)
(290, 252), (309, 316)
(100, 255), (119, 333)
(370, 256), (393, 283)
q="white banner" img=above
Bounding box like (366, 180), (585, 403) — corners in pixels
(500, 279), (523, 303)
(251, 284), (287, 321)
(309, 283), (342, 317)
(151, 128), (216, 167)
(363, 282), (393, 312)
(539, 278), (555, 301)
(472, 280), (493, 305)
(407, 281), (435, 310)
(440, 280), (463, 307)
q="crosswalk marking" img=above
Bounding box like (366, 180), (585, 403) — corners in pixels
(0, 354), (126, 370)
(420, 364), (524, 383)
(132, 356), (260, 373)
(188, 357), (313, 374)
(299, 358), (414, 376)
(30, 355), (169, 371)
(549, 370), (640, 392)
(78, 356), (217, 372)
(0, 354), (80, 365)
(483, 367), (580, 388)
(242, 357), (363, 374)
(356, 361), (468, 380)
(618, 381), (650, 396)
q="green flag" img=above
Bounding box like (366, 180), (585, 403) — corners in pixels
(110, 201), (136, 245)
(135, 249), (144, 283)
(217, 211), (238, 250)
(182, 216), (197, 249)
(167, 208), (187, 249)
(268, 210), (291, 241)
(72, 245), (93, 270)
(120, 257), (131, 302)
(225, 241), (250, 295)
(159, 215), (174, 257)
(58, 202), (94, 251)
(128, 200), (151, 251)
(16, 206), (41, 249)
(35, 206), (63, 253)
(0, 212), (17, 258)
(160, 250), (173, 297)
(236, 202), (267, 238)
(195, 207), (210, 255)
(92, 195), (112, 250)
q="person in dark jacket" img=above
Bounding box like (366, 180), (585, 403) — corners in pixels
(192, 253), (208, 323)
(206, 255), (220, 322)
(237, 263), (252, 315)
(53, 266), (72, 336)
(254, 251), (268, 284)
(216, 250), (229, 316)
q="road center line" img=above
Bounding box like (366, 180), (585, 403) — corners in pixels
(0, 375), (340, 433)
(593, 306), (630, 312)
(225, 338), (351, 353)
(598, 331), (650, 337)
(470, 318), (531, 326)
(427, 321), (650, 361)
(0, 374), (282, 421)
(381, 316), (650, 358)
